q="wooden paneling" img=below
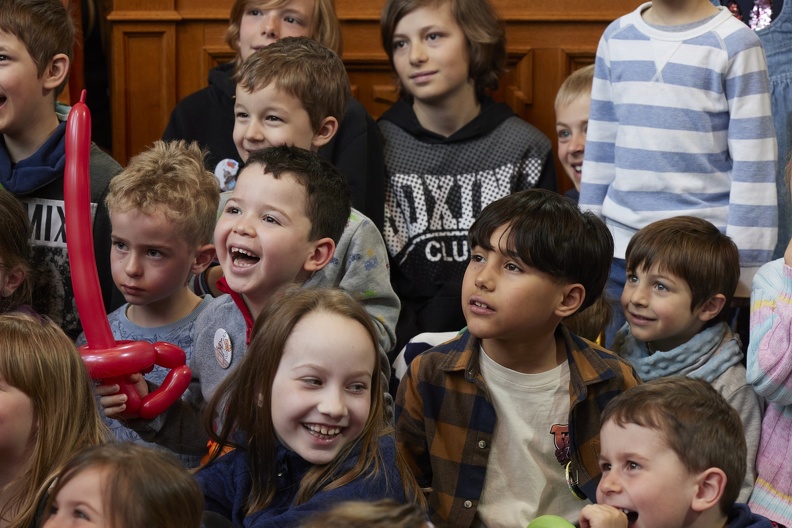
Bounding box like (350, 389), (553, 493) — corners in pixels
(108, 0), (642, 190)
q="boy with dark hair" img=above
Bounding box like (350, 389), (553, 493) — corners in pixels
(396, 189), (640, 527)
(613, 216), (762, 502)
(580, 377), (777, 528)
(0, 0), (123, 339)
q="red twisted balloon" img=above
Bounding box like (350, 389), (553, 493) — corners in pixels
(64, 90), (191, 420)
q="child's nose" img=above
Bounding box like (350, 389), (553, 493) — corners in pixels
(474, 263), (495, 291)
(599, 470), (622, 494)
(262, 14), (279, 38)
(232, 216), (255, 236)
(244, 121), (264, 143)
(629, 285), (648, 306)
(124, 253), (142, 277)
(317, 389), (348, 419)
(410, 42), (427, 65)
(569, 132), (585, 154)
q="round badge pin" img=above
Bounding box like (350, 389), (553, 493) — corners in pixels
(213, 329), (233, 369)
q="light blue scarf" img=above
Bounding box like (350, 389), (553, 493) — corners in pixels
(613, 321), (744, 383)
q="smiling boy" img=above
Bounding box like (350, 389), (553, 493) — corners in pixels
(395, 189), (639, 527)
(612, 216), (761, 502)
(580, 378), (777, 528)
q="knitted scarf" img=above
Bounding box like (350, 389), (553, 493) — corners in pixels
(613, 321), (744, 383)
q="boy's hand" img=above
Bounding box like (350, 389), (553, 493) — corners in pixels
(96, 373), (149, 418)
(579, 505), (629, 528)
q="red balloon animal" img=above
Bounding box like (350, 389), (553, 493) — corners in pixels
(64, 90), (191, 420)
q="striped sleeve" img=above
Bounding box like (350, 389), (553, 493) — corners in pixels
(722, 26), (778, 291)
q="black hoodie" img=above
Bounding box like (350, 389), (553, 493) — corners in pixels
(379, 97), (556, 352)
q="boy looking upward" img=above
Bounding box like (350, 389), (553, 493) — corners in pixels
(396, 189), (640, 527)
(580, 0), (778, 345)
(0, 0), (123, 339)
(580, 377), (777, 528)
(77, 140), (218, 467)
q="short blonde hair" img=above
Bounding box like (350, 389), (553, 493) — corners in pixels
(225, 0), (342, 59)
(235, 37), (350, 132)
(106, 140), (220, 248)
(555, 64), (595, 111)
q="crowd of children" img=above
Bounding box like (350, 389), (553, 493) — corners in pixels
(3, 0), (792, 526)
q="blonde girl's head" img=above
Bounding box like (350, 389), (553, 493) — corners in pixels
(380, 0), (506, 99)
(43, 443), (203, 528)
(226, 0), (342, 61)
(205, 287), (394, 514)
(0, 314), (108, 528)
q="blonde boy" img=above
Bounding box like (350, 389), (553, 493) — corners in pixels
(581, 378), (775, 528)
(0, 0), (122, 339)
(555, 64), (594, 202)
(78, 140), (218, 466)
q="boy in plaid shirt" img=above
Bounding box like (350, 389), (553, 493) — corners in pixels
(395, 189), (640, 527)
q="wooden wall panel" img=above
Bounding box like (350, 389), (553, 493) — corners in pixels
(108, 0), (643, 190)
(110, 23), (177, 159)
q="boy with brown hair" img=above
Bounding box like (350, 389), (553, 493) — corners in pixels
(396, 189), (639, 527)
(613, 216), (762, 502)
(162, 0), (386, 228)
(580, 377), (777, 528)
(0, 0), (123, 339)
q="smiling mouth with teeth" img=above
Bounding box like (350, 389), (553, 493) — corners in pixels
(230, 247), (260, 267)
(304, 423), (342, 438)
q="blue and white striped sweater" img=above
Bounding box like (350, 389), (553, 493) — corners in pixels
(580, 2), (777, 294)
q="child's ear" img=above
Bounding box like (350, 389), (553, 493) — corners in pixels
(310, 116), (339, 149)
(691, 467), (726, 513)
(696, 293), (727, 322)
(302, 237), (336, 273)
(555, 283), (585, 318)
(1, 265), (26, 297)
(42, 53), (70, 91)
(191, 244), (217, 275)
